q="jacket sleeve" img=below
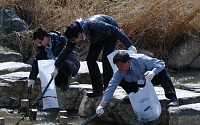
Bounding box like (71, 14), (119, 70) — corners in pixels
(84, 21), (133, 48)
(54, 42), (76, 69)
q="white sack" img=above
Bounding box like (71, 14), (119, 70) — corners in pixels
(38, 60), (59, 109)
(128, 80), (161, 122)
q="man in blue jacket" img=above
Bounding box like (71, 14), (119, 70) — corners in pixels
(51, 14), (137, 97)
(96, 51), (179, 116)
(28, 27), (77, 91)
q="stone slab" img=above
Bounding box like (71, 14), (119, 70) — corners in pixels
(168, 103), (200, 125)
(0, 62), (31, 75)
(180, 83), (200, 93)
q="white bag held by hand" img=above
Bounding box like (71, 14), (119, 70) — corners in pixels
(38, 60), (59, 110)
(128, 80), (161, 122)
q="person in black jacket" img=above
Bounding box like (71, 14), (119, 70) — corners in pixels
(28, 27), (73, 91)
(51, 14), (137, 97)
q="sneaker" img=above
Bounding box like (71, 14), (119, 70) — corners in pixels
(87, 91), (103, 98)
(168, 97), (179, 107)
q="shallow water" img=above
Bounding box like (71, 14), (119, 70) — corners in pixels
(0, 109), (111, 125)
(170, 69), (200, 87)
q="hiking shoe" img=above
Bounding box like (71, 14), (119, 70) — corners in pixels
(168, 97), (179, 107)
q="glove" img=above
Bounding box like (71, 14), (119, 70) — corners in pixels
(96, 105), (105, 116)
(128, 45), (137, 54)
(144, 71), (155, 81)
(28, 79), (35, 88)
(51, 69), (58, 78)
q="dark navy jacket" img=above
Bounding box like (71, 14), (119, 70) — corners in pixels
(55, 14), (133, 68)
(29, 31), (67, 80)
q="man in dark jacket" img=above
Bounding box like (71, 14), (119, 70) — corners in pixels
(51, 14), (137, 97)
(28, 27), (73, 90)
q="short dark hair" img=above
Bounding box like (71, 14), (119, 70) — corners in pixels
(33, 27), (49, 40)
(64, 22), (82, 40)
(113, 51), (130, 64)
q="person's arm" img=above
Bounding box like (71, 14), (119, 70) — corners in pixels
(29, 46), (47, 87)
(144, 55), (165, 75)
(101, 71), (122, 104)
(136, 54), (165, 81)
(54, 42), (76, 69)
(96, 71), (122, 116)
(85, 21), (135, 50)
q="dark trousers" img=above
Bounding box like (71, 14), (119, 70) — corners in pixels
(119, 69), (177, 99)
(55, 60), (69, 88)
(86, 37), (117, 93)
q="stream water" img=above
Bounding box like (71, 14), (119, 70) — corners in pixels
(0, 109), (111, 125)
(0, 69), (200, 125)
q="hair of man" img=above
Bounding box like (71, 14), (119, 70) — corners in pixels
(113, 51), (130, 64)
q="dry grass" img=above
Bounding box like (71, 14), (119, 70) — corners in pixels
(0, 0), (200, 60)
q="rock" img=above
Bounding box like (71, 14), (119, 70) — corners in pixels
(0, 8), (28, 35)
(168, 103), (200, 125)
(78, 86), (200, 125)
(190, 56), (200, 69)
(167, 38), (200, 69)
(69, 61), (102, 84)
(0, 52), (23, 62)
(180, 83), (200, 93)
(0, 71), (40, 108)
(0, 62), (31, 75)
(1, 60), (200, 124)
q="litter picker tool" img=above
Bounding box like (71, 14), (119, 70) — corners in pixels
(80, 113), (98, 125)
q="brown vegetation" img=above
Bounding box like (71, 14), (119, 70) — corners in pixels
(0, 0), (200, 61)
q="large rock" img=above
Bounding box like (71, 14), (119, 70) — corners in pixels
(0, 8), (28, 35)
(190, 56), (200, 69)
(168, 103), (200, 125)
(167, 38), (200, 69)
(180, 83), (200, 93)
(0, 61), (31, 75)
(69, 61), (102, 84)
(0, 52), (23, 62)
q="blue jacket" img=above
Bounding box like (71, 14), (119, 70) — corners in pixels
(29, 31), (67, 80)
(101, 54), (165, 103)
(55, 14), (133, 68)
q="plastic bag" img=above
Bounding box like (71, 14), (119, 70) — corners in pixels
(38, 60), (59, 109)
(128, 80), (161, 122)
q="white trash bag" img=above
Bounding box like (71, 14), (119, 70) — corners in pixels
(128, 80), (161, 122)
(38, 60), (59, 110)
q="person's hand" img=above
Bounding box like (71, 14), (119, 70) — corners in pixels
(96, 105), (105, 116)
(51, 69), (58, 78)
(28, 79), (35, 88)
(128, 45), (137, 54)
(144, 71), (155, 81)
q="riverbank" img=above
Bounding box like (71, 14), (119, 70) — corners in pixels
(1, 60), (200, 125)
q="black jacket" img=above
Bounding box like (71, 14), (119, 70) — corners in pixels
(55, 14), (133, 68)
